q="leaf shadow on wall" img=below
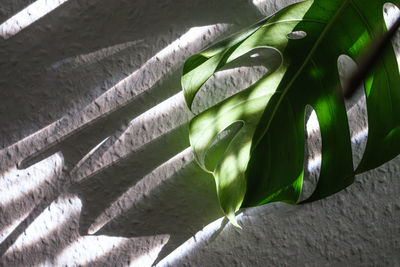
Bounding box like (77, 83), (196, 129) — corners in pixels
(0, 0), (294, 264)
(67, 50), (280, 265)
(0, 0), (264, 149)
(74, 155), (224, 266)
(0, 42), (279, 267)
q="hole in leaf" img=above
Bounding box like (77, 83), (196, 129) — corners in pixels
(383, 3), (400, 68)
(338, 54), (360, 105)
(191, 48), (280, 114)
(287, 31), (307, 40)
(204, 121), (244, 171)
(337, 54), (368, 168)
(299, 105), (321, 202)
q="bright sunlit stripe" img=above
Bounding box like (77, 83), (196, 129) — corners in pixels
(306, 110), (320, 134)
(0, 0), (70, 39)
(351, 128), (368, 144)
(100, 24), (230, 106)
(130, 243), (167, 267)
(306, 129), (368, 173)
(71, 136), (110, 174)
(78, 91), (191, 179)
(88, 147), (193, 234)
(307, 154), (321, 173)
(157, 206), (286, 266)
(50, 235), (169, 266)
(384, 3), (400, 28)
(48, 40), (144, 70)
(129, 92), (189, 126)
(156, 217), (226, 267)
(6, 195), (82, 253)
(0, 153), (63, 205)
(0, 211), (30, 244)
(252, 0), (270, 7)
(82, 23), (230, 123)
(51, 236), (125, 266)
(0, 23), (229, 173)
(383, 3), (400, 67)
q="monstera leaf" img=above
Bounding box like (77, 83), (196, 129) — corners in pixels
(181, 0), (400, 226)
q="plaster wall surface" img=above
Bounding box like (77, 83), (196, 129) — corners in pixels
(0, 0), (399, 266)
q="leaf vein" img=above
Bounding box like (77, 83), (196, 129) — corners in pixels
(252, 0), (350, 150)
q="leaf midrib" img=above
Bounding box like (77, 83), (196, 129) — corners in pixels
(252, 0), (350, 150)
(260, 18), (327, 29)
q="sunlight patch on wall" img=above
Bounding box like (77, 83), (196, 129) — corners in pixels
(65, 24), (230, 172)
(71, 136), (110, 174)
(128, 92), (188, 126)
(95, 24), (230, 110)
(0, 0), (70, 39)
(0, 211), (30, 244)
(0, 153), (63, 205)
(157, 210), (275, 266)
(6, 195), (81, 254)
(0, 23), (229, 174)
(48, 40), (145, 71)
(51, 236), (125, 266)
(383, 3), (400, 68)
(307, 154), (321, 173)
(81, 92), (191, 178)
(88, 148), (193, 234)
(252, 0), (269, 7)
(157, 216), (226, 267)
(51, 234), (169, 266)
(351, 128), (368, 144)
(306, 110), (320, 134)
(0, 117), (63, 169)
(130, 243), (167, 267)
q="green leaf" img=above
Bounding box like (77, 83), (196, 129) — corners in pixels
(181, 0), (400, 226)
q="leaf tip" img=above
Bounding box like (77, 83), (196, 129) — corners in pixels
(226, 212), (242, 229)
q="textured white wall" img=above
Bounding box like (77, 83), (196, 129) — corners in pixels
(0, 0), (399, 266)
